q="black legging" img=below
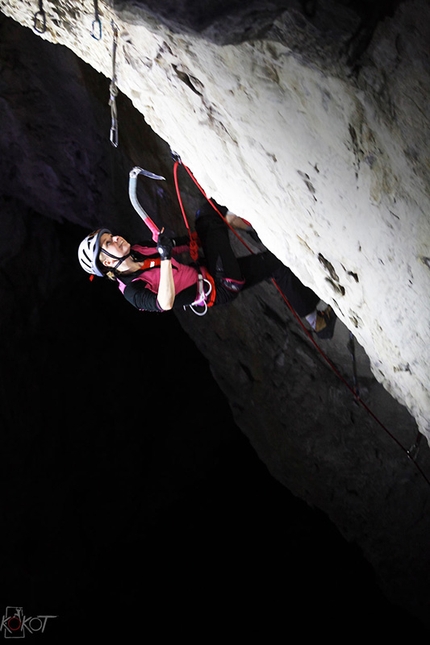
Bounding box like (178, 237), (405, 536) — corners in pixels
(195, 201), (319, 316)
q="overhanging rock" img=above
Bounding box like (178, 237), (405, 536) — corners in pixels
(3, 0), (429, 438)
(1, 7), (430, 628)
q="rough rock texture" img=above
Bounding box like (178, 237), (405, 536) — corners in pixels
(1, 1), (430, 632)
(0, 0), (428, 438)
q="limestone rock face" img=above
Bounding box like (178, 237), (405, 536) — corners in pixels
(1, 0), (428, 438)
(1, 0), (430, 631)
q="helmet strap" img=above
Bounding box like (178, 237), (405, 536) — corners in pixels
(99, 246), (131, 272)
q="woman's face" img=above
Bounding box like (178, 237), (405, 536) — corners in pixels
(99, 232), (131, 266)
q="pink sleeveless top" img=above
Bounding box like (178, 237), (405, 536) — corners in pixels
(117, 244), (199, 309)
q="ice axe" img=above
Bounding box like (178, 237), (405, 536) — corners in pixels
(128, 166), (165, 241)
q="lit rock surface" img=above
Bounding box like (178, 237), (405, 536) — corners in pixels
(1, 0), (429, 437)
(1, 1), (430, 631)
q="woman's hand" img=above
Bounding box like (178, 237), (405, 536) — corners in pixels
(156, 230), (175, 310)
(156, 230), (173, 260)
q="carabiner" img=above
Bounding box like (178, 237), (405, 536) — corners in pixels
(91, 0), (102, 40)
(33, 0), (46, 34)
(110, 120), (119, 147)
(91, 18), (102, 40)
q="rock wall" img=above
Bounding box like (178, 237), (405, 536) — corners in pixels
(0, 3), (430, 632)
(0, 0), (428, 438)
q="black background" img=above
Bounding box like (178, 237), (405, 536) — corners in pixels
(1, 253), (429, 641)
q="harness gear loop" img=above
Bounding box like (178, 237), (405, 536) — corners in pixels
(109, 20), (119, 147)
(128, 167), (164, 241)
(33, 0), (46, 33)
(91, 0), (102, 40)
(188, 272), (215, 316)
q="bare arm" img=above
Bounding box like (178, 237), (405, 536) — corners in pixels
(156, 259), (176, 310)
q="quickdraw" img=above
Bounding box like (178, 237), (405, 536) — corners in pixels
(109, 20), (119, 147)
(33, 0), (46, 33)
(91, 0), (102, 40)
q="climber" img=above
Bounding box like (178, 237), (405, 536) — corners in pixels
(78, 199), (337, 338)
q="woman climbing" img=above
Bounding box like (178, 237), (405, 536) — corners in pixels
(78, 199), (336, 338)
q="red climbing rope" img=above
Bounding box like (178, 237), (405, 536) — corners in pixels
(271, 280), (430, 486)
(174, 159), (256, 254)
(172, 157), (430, 488)
(173, 160), (200, 261)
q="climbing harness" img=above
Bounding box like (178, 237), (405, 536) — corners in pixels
(91, 0), (102, 40)
(109, 20), (119, 147)
(33, 0), (46, 33)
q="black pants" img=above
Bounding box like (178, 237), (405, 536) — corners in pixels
(195, 202), (319, 317)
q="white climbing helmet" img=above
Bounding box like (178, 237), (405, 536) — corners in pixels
(78, 228), (111, 277)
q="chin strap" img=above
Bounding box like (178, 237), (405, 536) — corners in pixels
(100, 246), (131, 272)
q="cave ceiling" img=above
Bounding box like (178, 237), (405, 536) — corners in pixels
(0, 0), (430, 633)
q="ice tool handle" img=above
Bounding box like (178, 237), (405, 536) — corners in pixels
(128, 167), (165, 241)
